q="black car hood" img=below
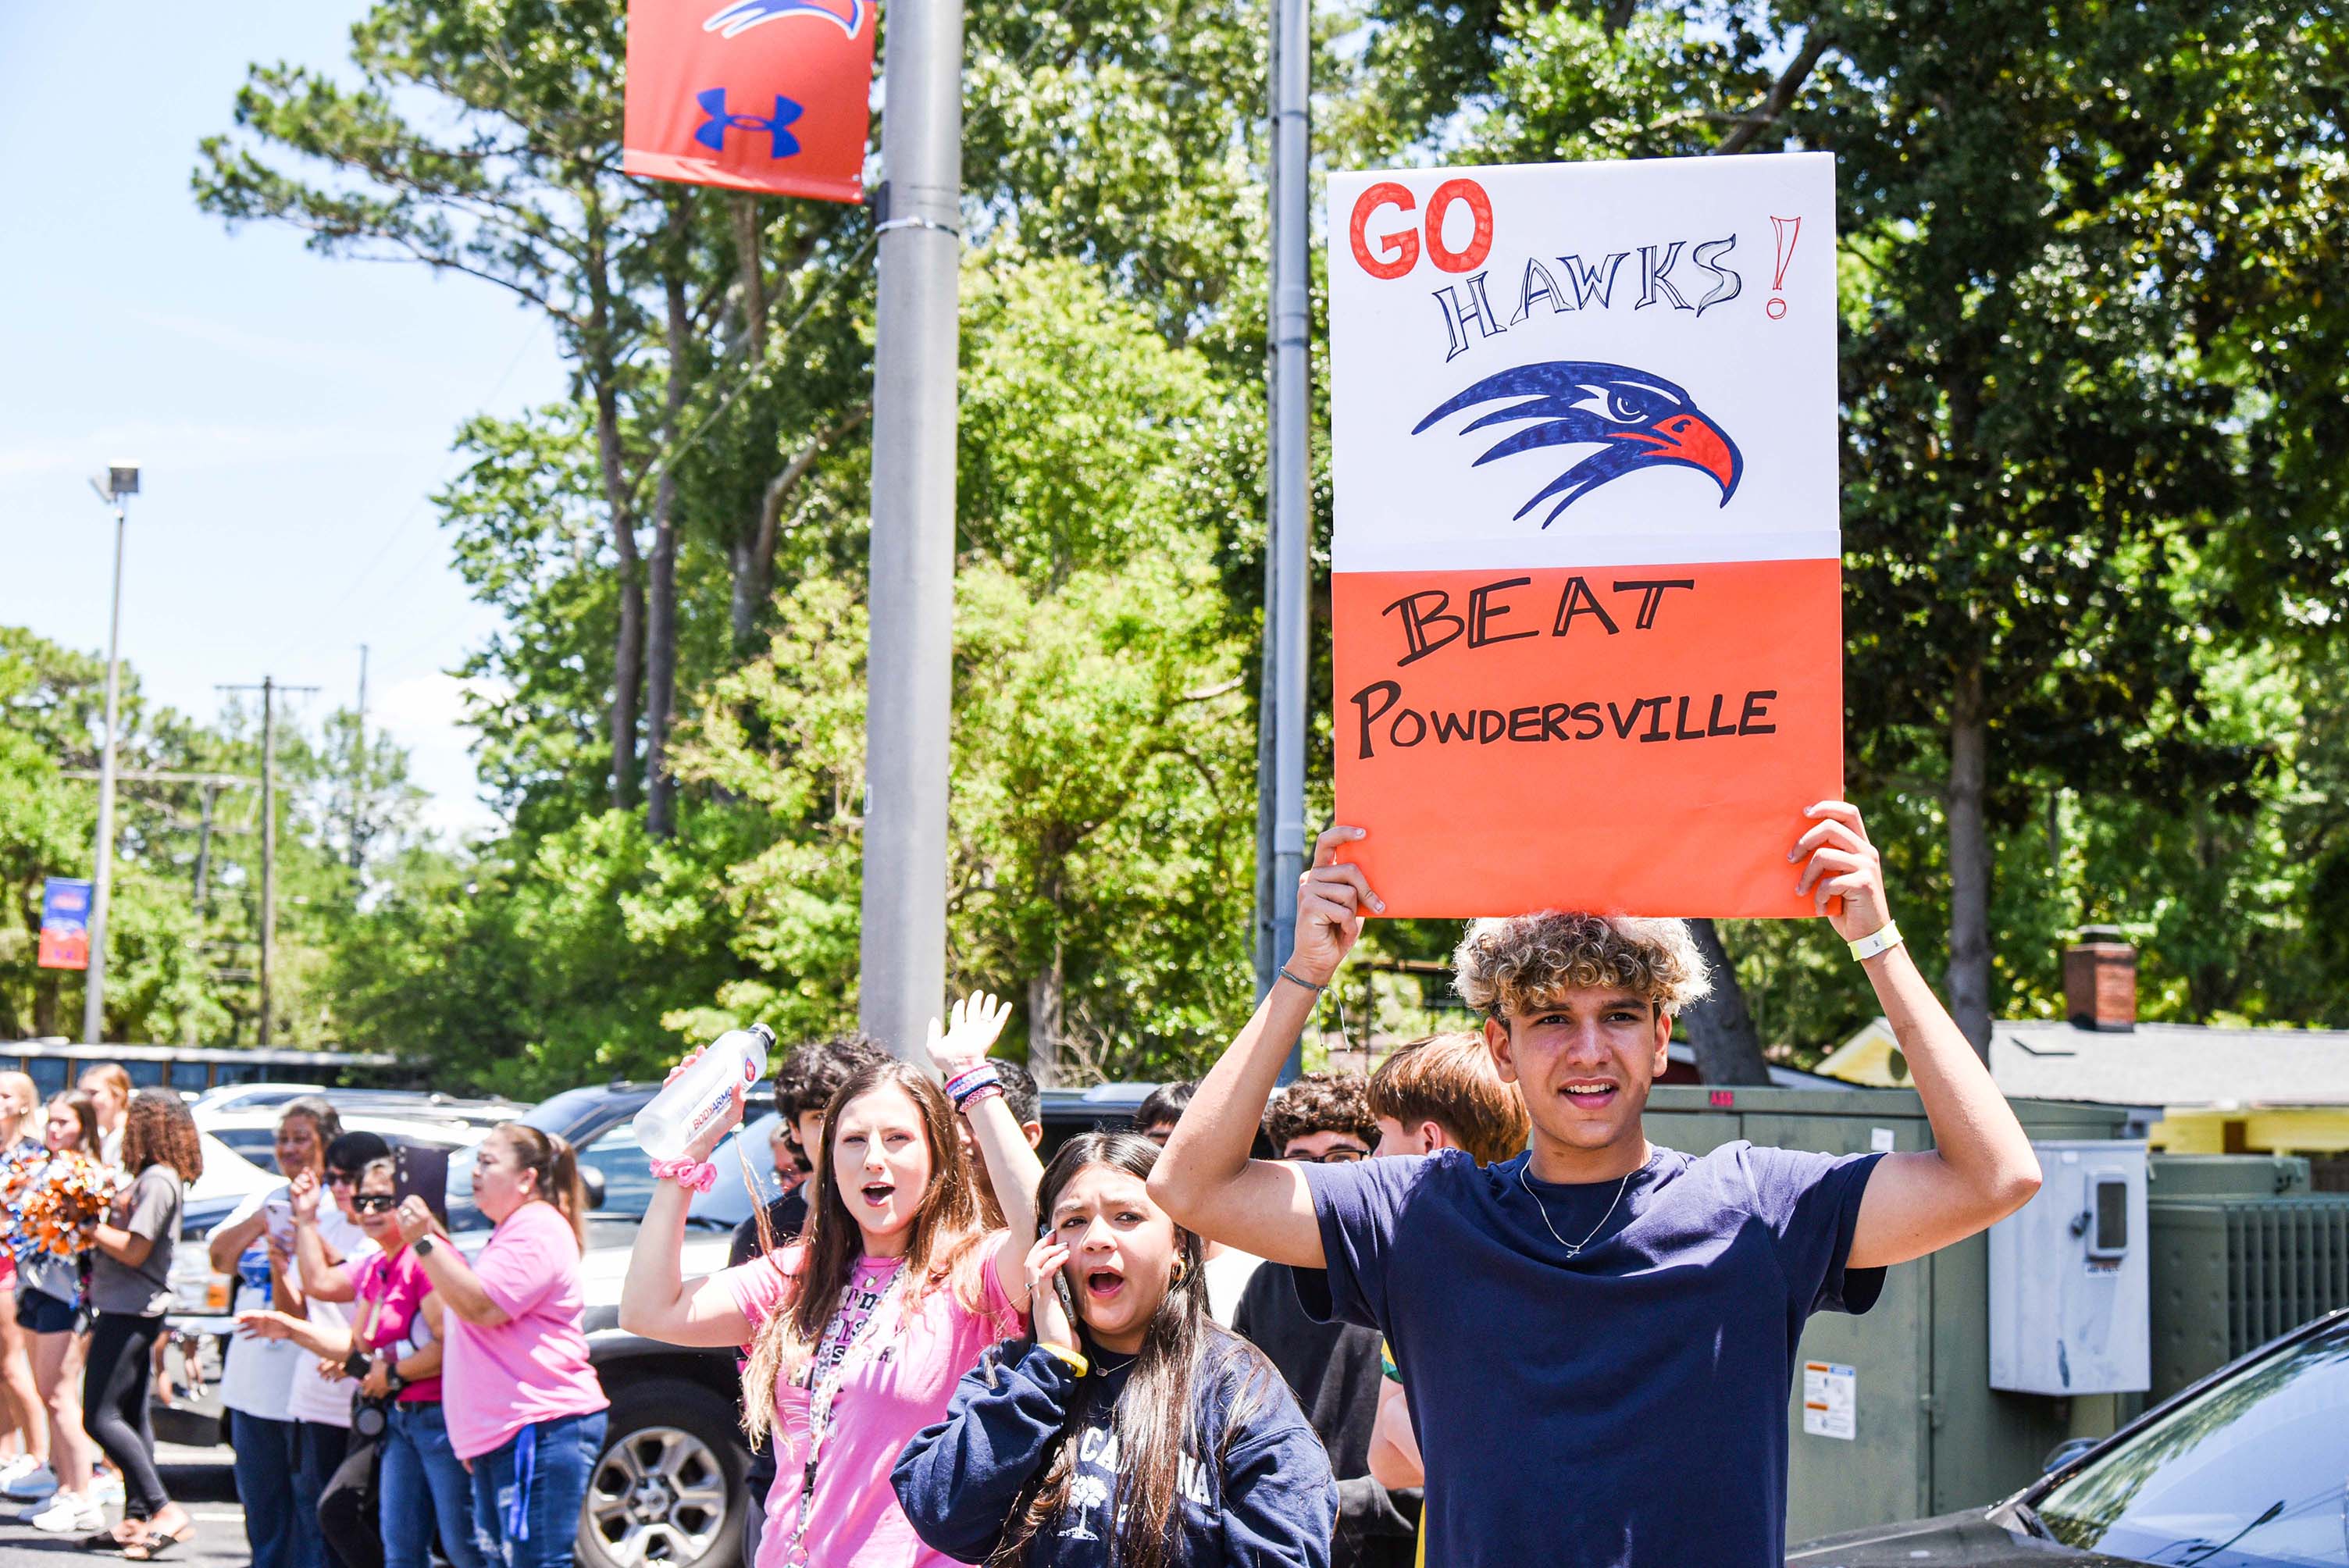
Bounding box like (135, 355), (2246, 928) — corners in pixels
(1788, 1509), (2129, 1566)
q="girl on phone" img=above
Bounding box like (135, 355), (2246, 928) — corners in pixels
(621, 996), (1046, 1567)
(893, 1132), (1336, 1568)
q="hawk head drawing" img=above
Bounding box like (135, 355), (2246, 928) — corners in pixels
(1412, 360), (1743, 527)
(703, 0), (866, 39)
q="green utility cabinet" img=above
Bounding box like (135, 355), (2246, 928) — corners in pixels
(1642, 1086), (2130, 1545)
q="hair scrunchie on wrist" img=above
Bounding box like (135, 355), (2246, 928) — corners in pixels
(651, 1157), (718, 1194)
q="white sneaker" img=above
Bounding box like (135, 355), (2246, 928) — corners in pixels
(88, 1472), (123, 1506)
(0, 1456), (34, 1485)
(0, 1462), (57, 1501)
(27, 1492), (101, 1534)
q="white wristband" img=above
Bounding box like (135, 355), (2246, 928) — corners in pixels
(1848, 920), (1904, 962)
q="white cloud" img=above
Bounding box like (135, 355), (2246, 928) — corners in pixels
(0, 419), (434, 480)
(127, 310), (371, 372)
(373, 672), (509, 839)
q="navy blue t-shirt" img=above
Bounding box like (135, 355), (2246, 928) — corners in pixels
(1298, 1142), (1884, 1568)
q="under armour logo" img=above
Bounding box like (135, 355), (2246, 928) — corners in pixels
(693, 89), (804, 159)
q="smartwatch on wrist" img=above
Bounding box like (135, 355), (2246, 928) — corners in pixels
(413, 1236), (435, 1258)
(344, 1349), (372, 1381)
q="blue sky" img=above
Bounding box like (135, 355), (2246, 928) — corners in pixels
(0, 2), (569, 836)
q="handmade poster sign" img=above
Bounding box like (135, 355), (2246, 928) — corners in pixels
(624, 0), (876, 201)
(1327, 153), (1839, 918)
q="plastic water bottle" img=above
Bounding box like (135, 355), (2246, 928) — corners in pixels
(633, 1024), (775, 1164)
(237, 1244), (273, 1307)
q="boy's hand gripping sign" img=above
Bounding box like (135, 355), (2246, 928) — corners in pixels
(1328, 155), (1839, 918)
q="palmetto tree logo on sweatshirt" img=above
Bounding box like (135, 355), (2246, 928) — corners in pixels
(1061, 1474), (1112, 1540)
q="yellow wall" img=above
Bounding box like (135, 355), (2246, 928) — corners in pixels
(2151, 1106), (2349, 1154)
(1816, 1019), (1913, 1088)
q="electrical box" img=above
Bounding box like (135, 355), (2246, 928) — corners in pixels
(1644, 1086), (2131, 1547)
(1988, 1140), (2149, 1395)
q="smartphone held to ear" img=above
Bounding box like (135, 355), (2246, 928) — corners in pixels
(1037, 1215), (1079, 1330)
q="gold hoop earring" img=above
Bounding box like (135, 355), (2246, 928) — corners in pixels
(1171, 1257), (1189, 1284)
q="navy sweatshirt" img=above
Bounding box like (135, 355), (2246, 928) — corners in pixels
(893, 1334), (1338, 1567)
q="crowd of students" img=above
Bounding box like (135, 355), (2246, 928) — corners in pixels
(6, 799), (2022, 1566)
(212, 1098), (608, 1568)
(620, 799), (2043, 1567)
(0, 1066), (205, 1559)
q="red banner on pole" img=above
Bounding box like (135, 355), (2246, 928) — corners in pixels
(624, 0), (877, 203)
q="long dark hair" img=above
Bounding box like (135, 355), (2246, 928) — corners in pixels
(741, 1060), (988, 1441)
(990, 1132), (1269, 1568)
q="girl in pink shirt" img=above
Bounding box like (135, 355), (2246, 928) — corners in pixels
(396, 1126), (608, 1568)
(622, 994), (1046, 1568)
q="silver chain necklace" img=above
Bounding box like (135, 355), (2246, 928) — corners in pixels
(1518, 1161), (1631, 1257)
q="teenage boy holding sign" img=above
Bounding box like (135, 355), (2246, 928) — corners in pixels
(1150, 803), (2043, 1568)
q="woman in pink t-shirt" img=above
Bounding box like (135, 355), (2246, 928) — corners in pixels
(621, 994), (1046, 1568)
(395, 1125), (608, 1568)
(241, 1156), (479, 1568)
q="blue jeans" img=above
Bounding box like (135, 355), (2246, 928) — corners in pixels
(231, 1409), (301, 1568)
(293, 1421), (351, 1568)
(469, 1410), (606, 1568)
(380, 1404), (483, 1568)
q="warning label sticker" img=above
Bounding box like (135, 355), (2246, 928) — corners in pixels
(1802, 1361), (1856, 1441)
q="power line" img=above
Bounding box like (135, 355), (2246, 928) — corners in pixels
(260, 317), (548, 671)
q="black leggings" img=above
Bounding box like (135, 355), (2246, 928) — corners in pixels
(84, 1312), (168, 1519)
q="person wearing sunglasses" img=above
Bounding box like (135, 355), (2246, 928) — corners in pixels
(274, 1131), (390, 1568)
(248, 1155), (479, 1568)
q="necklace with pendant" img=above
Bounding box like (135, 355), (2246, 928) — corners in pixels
(1518, 1161), (1631, 1258)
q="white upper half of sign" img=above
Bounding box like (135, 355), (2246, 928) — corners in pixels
(1327, 154), (1838, 573)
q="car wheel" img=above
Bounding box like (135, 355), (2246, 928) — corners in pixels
(580, 1381), (745, 1568)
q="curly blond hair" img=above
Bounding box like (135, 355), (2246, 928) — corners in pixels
(1453, 914), (1713, 1019)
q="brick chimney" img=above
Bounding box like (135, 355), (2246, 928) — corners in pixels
(2063, 927), (2137, 1032)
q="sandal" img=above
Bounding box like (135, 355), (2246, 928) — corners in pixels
(121, 1529), (194, 1563)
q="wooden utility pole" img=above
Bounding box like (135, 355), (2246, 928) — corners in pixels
(350, 644), (369, 871)
(219, 678), (317, 1044)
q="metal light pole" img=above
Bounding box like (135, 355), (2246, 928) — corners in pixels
(82, 462), (139, 1046)
(859, 0), (966, 1059)
(1263, 0), (1312, 1079)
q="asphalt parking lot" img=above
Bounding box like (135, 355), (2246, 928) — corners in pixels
(0, 1448), (241, 1568)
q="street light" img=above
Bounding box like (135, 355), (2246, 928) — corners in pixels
(83, 461), (138, 1046)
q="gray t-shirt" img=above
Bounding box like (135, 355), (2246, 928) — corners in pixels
(89, 1165), (181, 1317)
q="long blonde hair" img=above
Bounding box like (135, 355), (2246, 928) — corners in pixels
(740, 1061), (989, 1442)
(0, 1074), (37, 1146)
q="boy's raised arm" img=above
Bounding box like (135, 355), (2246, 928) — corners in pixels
(1149, 826), (1385, 1268)
(1795, 802), (2044, 1269)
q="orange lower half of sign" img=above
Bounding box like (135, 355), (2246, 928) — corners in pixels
(1331, 558), (1843, 919)
(37, 931), (87, 971)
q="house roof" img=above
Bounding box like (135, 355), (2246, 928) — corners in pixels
(1986, 1020), (2349, 1109)
(1821, 1017), (2349, 1108)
